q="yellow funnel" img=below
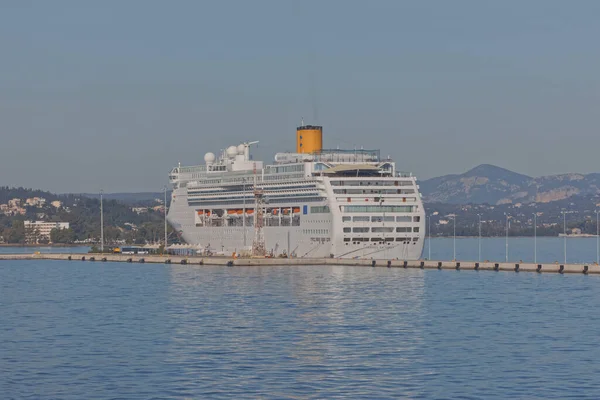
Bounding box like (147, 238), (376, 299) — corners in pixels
(296, 125), (322, 153)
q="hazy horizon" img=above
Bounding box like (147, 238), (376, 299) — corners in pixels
(2, 1), (600, 193)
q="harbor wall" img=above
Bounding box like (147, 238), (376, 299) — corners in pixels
(1, 253), (599, 274)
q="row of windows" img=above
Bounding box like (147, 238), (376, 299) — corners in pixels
(338, 197), (417, 203)
(302, 229), (330, 235)
(198, 173), (310, 186)
(190, 192), (321, 203)
(343, 237), (420, 242)
(263, 173), (305, 181)
(266, 164), (304, 173)
(333, 189), (415, 195)
(343, 227), (420, 233)
(178, 165), (206, 174)
(342, 216), (420, 223)
(191, 197), (325, 206)
(310, 206), (330, 214)
(342, 205), (414, 213)
(330, 180), (413, 187)
(310, 237), (331, 243)
(195, 187), (319, 199)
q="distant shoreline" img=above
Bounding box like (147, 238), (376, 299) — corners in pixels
(431, 235), (598, 239)
(0, 243), (90, 247)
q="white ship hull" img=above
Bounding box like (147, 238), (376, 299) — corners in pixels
(168, 189), (424, 260)
(166, 126), (425, 260)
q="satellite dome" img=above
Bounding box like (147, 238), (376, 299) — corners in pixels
(226, 146), (238, 157)
(237, 144), (245, 155)
(204, 152), (216, 164)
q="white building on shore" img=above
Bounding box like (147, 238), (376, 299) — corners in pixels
(24, 221), (70, 243)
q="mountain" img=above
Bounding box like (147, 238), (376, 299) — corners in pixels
(420, 164), (600, 205)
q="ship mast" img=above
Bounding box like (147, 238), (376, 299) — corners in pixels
(252, 162), (266, 257)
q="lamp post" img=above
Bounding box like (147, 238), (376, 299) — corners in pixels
(428, 214), (432, 260)
(504, 213), (509, 262)
(477, 213), (482, 262)
(533, 212), (537, 264)
(164, 186), (168, 253)
(242, 178), (247, 247)
(100, 189), (104, 253)
(561, 210), (567, 264)
(380, 198), (386, 258)
(452, 215), (456, 261)
(595, 210), (599, 265)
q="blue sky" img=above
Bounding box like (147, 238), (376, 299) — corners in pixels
(1, 1), (599, 192)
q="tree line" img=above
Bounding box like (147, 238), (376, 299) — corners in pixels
(0, 190), (177, 245)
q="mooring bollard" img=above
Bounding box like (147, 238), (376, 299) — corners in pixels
(455, 262), (460, 270)
(537, 264), (542, 273)
(67, 255), (72, 261)
(437, 261), (442, 270)
(372, 260), (376, 267)
(420, 261), (425, 269)
(474, 262), (479, 270)
(559, 264), (564, 274)
(403, 260), (408, 268)
(387, 260), (391, 268)
(494, 263), (499, 271)
(515, 263), (519, 272)
(583, 265), (589, 274)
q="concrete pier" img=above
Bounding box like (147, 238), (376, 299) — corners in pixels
(1, 253), (599, 274)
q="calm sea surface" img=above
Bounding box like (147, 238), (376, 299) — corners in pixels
(2, 238), (600, 399)
(0, 246), (89, 254)
(426, 236), (600, 264)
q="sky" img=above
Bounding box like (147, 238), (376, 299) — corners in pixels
(1, 0), (599, 193)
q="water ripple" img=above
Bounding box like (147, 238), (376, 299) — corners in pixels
(1, 260), (600, 398)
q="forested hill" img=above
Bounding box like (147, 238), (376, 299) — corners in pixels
(0, 186), (66, 204)
(0, 186), (175, 245)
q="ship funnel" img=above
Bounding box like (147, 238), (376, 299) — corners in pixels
(296, 125), (322, 154)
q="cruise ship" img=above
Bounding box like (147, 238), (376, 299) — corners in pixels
(167, 125), (425, 259)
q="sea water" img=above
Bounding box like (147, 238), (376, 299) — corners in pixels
(2, 242), (600, 399)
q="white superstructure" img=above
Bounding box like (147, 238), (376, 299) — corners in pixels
(167, 125), (425, 259)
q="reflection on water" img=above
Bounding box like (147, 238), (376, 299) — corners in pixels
(2, 260), (600, 399)
(166, 265), (427, 398)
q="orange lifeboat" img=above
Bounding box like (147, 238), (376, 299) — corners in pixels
(292, 207), (300, 214)
(246, 209), (254, 214)
(273, 209), (278, 215)
(237, 209), (244, 215)
(197, 210), (204, 215)
(227, 209), (239, 215)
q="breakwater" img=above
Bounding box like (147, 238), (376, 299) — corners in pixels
(1, 253), (599, 274)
